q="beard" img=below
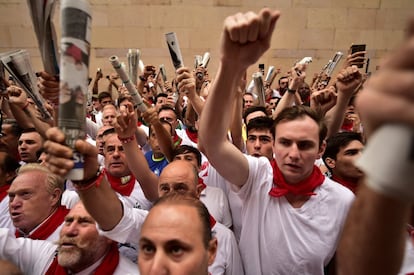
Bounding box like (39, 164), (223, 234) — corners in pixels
(58, 245), (83, 268)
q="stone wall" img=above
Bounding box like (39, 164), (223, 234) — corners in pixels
(0, 0), (412, 89)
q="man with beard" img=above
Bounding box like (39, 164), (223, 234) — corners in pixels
(0, 202), (137, 274)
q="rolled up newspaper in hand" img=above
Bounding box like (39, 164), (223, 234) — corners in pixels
(26, 0), (59, 75)
(0, 61), (8, 94)
(165, 32), (184, 69)
(201, 52), (210, 68)
(109, 55), (147, 113)
(265, 66), (275, 83)
(127, 49), (140, 86)
(194, 55), (202, 69)
(58, 0), (91, 180)
(159, 64), (167, 82)
(253, 72), (266, 106)
(0, 49), (52, 120)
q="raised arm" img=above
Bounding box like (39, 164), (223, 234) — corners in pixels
(337, 19), (414, 274)
(44, 127), (123, 231)
(116, 102), (159, 201)
(198, 8), (280, 188)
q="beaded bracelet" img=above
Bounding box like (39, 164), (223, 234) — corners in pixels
(118, 135), (135, 144)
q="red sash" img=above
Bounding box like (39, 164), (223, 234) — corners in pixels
(185, 128), (198, 144)
(15, 206), (70, 240)
(0, 185), (9, 202)
(198, 178), (207, 192)
(45, 242), (120, 275)
(332, 176), (358, 194)
(173, 133), (182, 148)
(105, 169), (135, 196)
(268, 159), (325, 197)
(209, 214), (216, 229)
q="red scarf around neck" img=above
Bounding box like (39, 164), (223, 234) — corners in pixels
(45, 242), (120, 275)
(198, 178), (207, 192)
(185, 128), (198, 144)
(332, 176), (358, 194)
(173, 133), (182, 148)
(0, 184), (10, 202)
(15, 206), (70, 240)
(268, 159), (325, 198)
(209, 214), (216, 229)
(105, 169), (135, 196)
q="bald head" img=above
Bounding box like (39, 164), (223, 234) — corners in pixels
(158, 160), (201, 198)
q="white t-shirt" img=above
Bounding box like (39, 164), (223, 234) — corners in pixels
(200, 186), (232, 228)
(117, 179), (153, 211)
(237, 155), (354, 275)
(101, 200), (243, 275)
(0, 228), (138, 275)
(201, 162), (243, 241)
(0, 196), (13, 231)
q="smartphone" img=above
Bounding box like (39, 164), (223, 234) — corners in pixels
(258, 63), (265, 76)
(350, 44), (366, 68)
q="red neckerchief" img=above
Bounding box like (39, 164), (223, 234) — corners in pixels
(105, 169), (135, 196)
(341, 121), (353, 131)
(0, 185), (9, 202)
(198, 178), (207, 191)
(172, 133), (182, 148)
(209, 214), (216, 229)
(45, 242), (120, 275)
(185, 128), (198, 144)
(332, 176), (358, 194)
(15, 206), (70, 240)
(268, 159), (325, 197)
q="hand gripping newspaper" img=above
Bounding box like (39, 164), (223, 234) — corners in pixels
(58, 0), (91, 180)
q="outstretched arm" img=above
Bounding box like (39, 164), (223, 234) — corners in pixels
(199, 8), (280, 188)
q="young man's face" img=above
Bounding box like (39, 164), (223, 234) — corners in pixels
(138, 203), (216, 275)
(331, 140), (364, 181)
(246, 128), (274, 161)
(18, 132), (43, 163)
(273, 116), (324, 184)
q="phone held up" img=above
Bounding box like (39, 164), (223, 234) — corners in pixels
(350, 44), (366, 68)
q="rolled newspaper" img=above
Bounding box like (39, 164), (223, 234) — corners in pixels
(159, 64), (167, 82)
(165, 32), (184, 69)
(253, 72), (266, 106)
(0, 49), (52, 120)
(0, 61), (7, 94)
(201, 52), (210, 68)
(265, 66), (275, 83)
(26, 0), (59, 75)
(325, 52), (343, 77)
(58, 0), (91, 180)
(109, 55), (147, 113)
(194, 55), (202, 69)
(127, 49), (140, 86)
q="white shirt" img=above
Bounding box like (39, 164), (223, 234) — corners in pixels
(236, 155), (354, 275)
(200, 186), (232, 228)
(0, 195), (13, 231)
(0, 228), (138, 275)
(117, 179), (153, 211)
(101, 201), (243, 275)
(201, 161), (243, 241)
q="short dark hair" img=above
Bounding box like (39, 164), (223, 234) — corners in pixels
(155, 93), (168, 102)
(278, 76), (288, 85)
(323, 131), (364, 168)
(151, 194), (213, 248)
(0, 151), (20, 184)
(274, 105), (327, 146)
(2, 119), (22, 138)
(98, 91), (112, 102)
(246, 116), (275, 140)
(173, 145), (202, 167)
(158, 105), (179, 119)
(242, 105), (267, 122)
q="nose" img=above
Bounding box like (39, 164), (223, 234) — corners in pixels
(147, 251), (168, 275)
(9, 196), (22, 209)
(63, 222), (79, 237)
(253, 139), (261, 149)
(288, 143), (300, 160)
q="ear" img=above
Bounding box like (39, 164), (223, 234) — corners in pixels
(207, 237), (218, 266)
(318, 140), (327, 159)
(50, 188), (62, 206)
(325, 157), (336, 169)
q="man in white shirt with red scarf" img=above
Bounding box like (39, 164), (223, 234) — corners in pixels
(198, 8), (354, 274)
(0, 202), (137, 274)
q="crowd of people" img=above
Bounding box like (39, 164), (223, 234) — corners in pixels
(0, 7), (413, 275)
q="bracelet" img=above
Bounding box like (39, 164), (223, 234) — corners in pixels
(72, 167), (105, 191)
(118, 135), (135, 144)
(287, 88), (296, 94)
(22, 101), (30, 110)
